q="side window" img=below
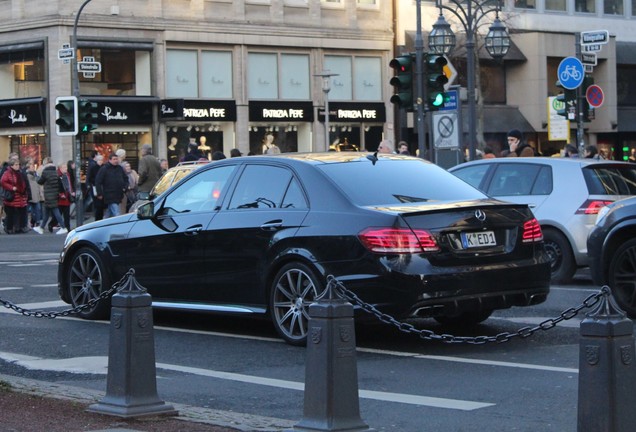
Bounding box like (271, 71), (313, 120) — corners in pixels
(152, 170), (176, 196)
(452, 164), (490, 191)
(161, 165), (235, 214)
(488, 164), (541, 196)
(281, 178), (308, 209)
(228, 165), (294, 209)
(531, 166), (553, 195)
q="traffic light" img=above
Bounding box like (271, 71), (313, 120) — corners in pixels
(425, 54), (449, 111)
(78, 98), (98, 134)
(555, 80), (576, 119)
(389, 54), (414, 110)
(55, 96), (78, 136)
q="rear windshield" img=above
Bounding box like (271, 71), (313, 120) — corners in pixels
(317, 158), (487, 206)
(584, 164), (636, 195)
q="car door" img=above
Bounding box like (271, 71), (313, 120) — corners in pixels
(203, 163), (310, 306)
(120, 164), (237, 301)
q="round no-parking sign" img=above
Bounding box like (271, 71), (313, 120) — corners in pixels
(586, 84), (604, 108)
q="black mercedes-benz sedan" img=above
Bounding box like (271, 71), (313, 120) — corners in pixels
(58, 153), (550, 345)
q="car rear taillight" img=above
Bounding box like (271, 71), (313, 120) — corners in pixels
(359, 228), (440, 253)
(576, 199), (614, 215)
(522, 218), (543, 243)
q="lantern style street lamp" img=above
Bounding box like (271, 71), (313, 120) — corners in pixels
(315, 71), (338, 152)
(429, 1), (510, 161)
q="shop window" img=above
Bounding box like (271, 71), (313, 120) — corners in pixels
(247, 52), (310, 100)
(78, 48), (149, 96)
(166, 49), (199, 98)
(324, 56), (353, 100)
(604, 0), (624, 14)
(0, 49), (45, 99)
(545, 0), (566, 11)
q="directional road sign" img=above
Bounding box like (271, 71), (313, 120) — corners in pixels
(586, 84), (604, 108)
(581, 30), (609, 45)
(558, 57), (585, 90)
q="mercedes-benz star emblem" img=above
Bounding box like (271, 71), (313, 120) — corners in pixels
(474, 209), (486, 222)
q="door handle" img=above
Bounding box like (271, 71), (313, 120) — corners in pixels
(185, 224), (203, 236)
(260, 220), (283, 231)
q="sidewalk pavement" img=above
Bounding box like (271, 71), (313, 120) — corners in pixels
(0, 373), (295, 432)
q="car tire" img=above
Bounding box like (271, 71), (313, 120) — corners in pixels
(608, 238), (636, 318)
(543, 228), (576, 284)
(270, 262), (325, 346)
(66, 247), (111, 320)
(434, 309), (493, 326)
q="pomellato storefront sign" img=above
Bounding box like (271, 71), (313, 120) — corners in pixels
(88, 99), (154, 125)
(0, 98), (46, 128)
(249, 101), (314, 122)
(317, 102), (386, 123)
(160, 99), (237, 122)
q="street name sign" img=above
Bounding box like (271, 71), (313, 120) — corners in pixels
(581, 30), (609, 45)
(77, 62), (101, 73)
(58, 48), (74, 60)
(581, 53), (597, 66)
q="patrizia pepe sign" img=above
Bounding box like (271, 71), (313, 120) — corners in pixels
(160, 99), (237, 122)
(249, 101), (314, 122)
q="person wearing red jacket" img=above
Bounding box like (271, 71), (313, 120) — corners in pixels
(57, 162), (75, 232)
(1, 157), (29, 234)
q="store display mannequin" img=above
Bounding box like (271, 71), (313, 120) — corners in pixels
(167, 136), (179, 167)
(262, 133), (280, 154)
(199, 135), (211, 160)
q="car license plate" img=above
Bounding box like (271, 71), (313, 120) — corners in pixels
(461, 231), (497, 248)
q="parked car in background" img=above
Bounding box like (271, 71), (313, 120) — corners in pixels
(129, 160), (209, 213)
(449, 158), (636, 283)
(58, 153), (550, 346)
(588, 196), (636, 317)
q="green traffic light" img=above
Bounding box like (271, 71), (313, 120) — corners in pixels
(431, 93), (445, 107)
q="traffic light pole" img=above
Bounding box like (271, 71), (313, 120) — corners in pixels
(415, 0), (428, 161)
(70, 0), (93, 228)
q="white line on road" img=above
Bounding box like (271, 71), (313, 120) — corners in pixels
(0, 287), (22, 291)
(0, 351), (493, 411)
(31, 284), (59, 288)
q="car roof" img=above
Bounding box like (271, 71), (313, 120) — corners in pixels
(220, 152), (426, 166)
(449, 157), (633, 170)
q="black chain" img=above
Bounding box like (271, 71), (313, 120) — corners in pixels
(328, 276), (608, 344)
(0, 269), (134, 318)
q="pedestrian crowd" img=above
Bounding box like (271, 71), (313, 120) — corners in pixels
(1, 144), (162, 235)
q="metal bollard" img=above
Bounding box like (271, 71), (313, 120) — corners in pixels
(291, 281), (374, 432)
(577, 286), (636, 432)
(87, 271), (177, 418)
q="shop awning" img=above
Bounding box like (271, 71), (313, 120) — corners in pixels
(461, 105), (534, 134)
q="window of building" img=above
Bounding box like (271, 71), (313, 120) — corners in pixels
(357, 0), (378, 7)
(78, 48), (151, 96)
(0, 49), (45, 99)
(322, 0), (344, 8)
(575, 0), (596, 12)
(201, 51), (233, 99)
(514, 0), (536, 9)
(166, 49), (199, 98)
(633, 0), (636, 15)
(617, 65), (636, 106)
(604, 0), (623, 14)
(248, 52), (310, 100)
(324, 55), (382, 101)
(545, 0), (566, 11)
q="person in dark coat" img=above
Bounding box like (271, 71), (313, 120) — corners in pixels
(95, 153), (127, 218)
(35, 158), (67, 235)
(1, 157), (29, 234)
(506, 129), (536, 157)
(87, 154), (104, 220)
(182, 141), (204, 162)
(137, 144), (162, 196)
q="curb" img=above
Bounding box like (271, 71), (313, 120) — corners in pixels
(0, 373), (294, 432)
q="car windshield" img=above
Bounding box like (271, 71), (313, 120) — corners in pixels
(584, 164), (636, 195)
(318, 159), (487, 206)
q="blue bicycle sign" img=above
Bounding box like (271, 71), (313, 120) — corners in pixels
(557, 57), (584, 90)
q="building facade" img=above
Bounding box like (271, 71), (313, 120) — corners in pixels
(396, 0), (636, 160)
(0, 0), (393, 169)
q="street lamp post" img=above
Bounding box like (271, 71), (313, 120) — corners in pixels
(315, 71), (338, 151)
(71, 0), (94, 227)
(428, 0), (510, 161)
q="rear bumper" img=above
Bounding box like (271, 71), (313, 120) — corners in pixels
(332, 257), (551, 318)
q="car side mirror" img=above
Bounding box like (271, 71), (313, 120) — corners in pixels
(137, 201), (154, 220)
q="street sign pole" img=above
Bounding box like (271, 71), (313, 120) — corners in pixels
(575, 33), (585, 155)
